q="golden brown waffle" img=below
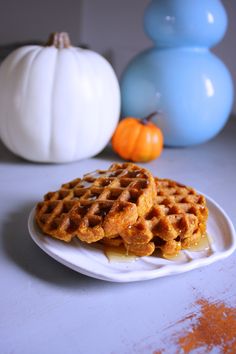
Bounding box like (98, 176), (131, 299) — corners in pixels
(114, 178), (208, 256)
(100, 229), (204, 258)
(100, 236), (156, 257)
(35, 163), (156, 243)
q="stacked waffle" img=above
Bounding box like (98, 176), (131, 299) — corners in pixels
(35, 163), (208, 257)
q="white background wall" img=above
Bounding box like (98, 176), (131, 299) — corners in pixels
(0, 0), (235, 112)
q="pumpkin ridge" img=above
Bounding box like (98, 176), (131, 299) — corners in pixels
(48, 48), (59, 161)
(144, 127), (153, 159)
(150, 124), (163, 157)
(73, 48), (101, 157)
(112, 118), (135, 153)
(69, 48), (84, 160)
(124, 122), (142, 160)
(14, 47), (43, 157)
(131, 123), (150, 161)
(1, 46), (39, 155)
(115, 120), (140, 160)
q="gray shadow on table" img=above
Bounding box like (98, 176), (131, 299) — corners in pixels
(1, 202), (118, 290)
(96, 144), (122, 162)
(0, 141), (60, 167)
(0, 140), (25, 164)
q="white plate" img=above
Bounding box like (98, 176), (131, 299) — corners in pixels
(28, 194), (236, 282)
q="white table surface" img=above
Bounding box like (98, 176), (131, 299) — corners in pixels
(1, 117), (236, 354)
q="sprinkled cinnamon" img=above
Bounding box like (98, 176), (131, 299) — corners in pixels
(153, 298), (236, 353)
(178, 299), (236, 353)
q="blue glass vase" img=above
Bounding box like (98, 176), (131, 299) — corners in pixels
(121, 0), (234, 146)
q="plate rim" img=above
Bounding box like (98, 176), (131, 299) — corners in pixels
(28, 193), (236, 282)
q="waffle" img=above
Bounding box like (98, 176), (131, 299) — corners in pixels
(100, 229), (204, 257)
(35, 163), (156, 243)
(110, 178), (208, 257)
(100, 236), (156, 257)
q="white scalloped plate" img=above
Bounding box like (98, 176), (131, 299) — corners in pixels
(28, 194), (236, 282)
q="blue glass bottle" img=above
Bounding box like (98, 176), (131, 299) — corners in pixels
(121, 0), (233, 146)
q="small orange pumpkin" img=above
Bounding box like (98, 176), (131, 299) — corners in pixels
(112, 112), (163, 162)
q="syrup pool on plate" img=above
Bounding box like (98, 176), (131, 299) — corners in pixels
(103, 245), (137, 263)
(158, 234), (212, 261)
(162, 251), (189, 262)
(185, 233), (211, 252)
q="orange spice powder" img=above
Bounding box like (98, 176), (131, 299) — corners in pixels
(178, 299), (236, 353)
(153, 298), (236, 354)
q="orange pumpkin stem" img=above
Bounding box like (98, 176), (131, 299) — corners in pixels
(46, 32), (71, 49)
(141, 112), (158, 125)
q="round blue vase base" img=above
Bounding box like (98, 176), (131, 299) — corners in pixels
(121, 48), (233, 146)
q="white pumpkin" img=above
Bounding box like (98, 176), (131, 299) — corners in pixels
(0, 32), (120, 162)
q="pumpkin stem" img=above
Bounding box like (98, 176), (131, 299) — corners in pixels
(46, 32), (71, 49)
(141, 112), (158, 125)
